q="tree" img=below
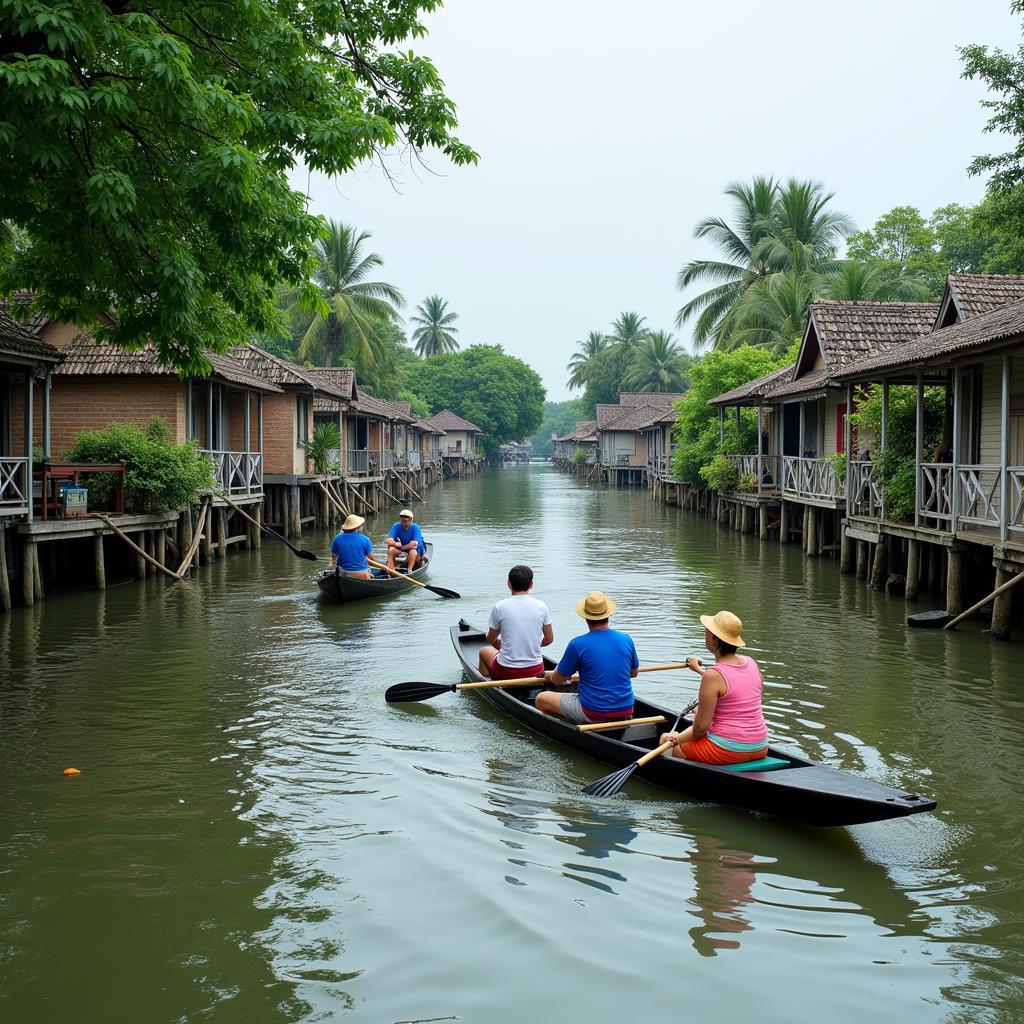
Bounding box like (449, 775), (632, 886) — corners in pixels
(726, 271), (816, 354)
(624, 331), (693, 392)
(567, 331), (607, 391)
(406, 345), (545, 453)
(845, 206), (945, 295)
(818, 259), (933, 302)
(530, 399), (587, 457)
(0, 2), (476, 374)
(411, 295), (460, 357)
(607, 311), (650, 351)
(286, 221), (404, 369)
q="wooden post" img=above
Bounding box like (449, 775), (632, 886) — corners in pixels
(759, 503), (768, 541)
(253, 501), (262, 548)
(741, 505), (751, 534)
(181, 506), (194, 557)
(855, 539), (868, 580)
(217, 507), (228, 558)
(839, 523), (854, 573)
(32, 542), (43, 601)
(94, 532), (106, 590)
(290, 485), (301, 537)
(203, 507), (213, 563)
(22, 541), (34, 606)
(905, 539), (921, 601)
(779, 500), (789, 544)
(801, 504), (810, 553)
(807, 507), (819, 557)
(946, 548), (964, 615)
(135, 532), (147, 578)
(991, 569), (1015, 639)
(0, 527), (10, 611)
(869, 537), (888, 590)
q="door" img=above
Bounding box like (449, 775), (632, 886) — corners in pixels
(783, 404), (800, 457)
(836, 403), (847, 454)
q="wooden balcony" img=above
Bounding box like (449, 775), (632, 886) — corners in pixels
(782, 456), (844, 503)
(0, 456), (29, 517)
(203, 450), (262, 497)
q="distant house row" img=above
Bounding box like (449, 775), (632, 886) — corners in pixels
(0, 301), (483, 527)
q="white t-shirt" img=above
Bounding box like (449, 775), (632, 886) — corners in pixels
(488, 594), (552, 668)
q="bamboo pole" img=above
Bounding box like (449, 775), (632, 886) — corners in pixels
(175, 500), (210, 578)
(375, 479), (403, 507)
(92, 514), (181, 581)
(0, 527), (10, 611)
(317, 479), (346, 519)
(94, 532), (106, 591)
(944, 567), (1024, 631)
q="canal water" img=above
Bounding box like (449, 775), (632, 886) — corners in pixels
(2, 464), (1023, 1023)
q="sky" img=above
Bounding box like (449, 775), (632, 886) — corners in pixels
(299, 0), (1021, 401)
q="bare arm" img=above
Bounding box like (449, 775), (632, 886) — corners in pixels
(540, 623), (554, 647)
(662, 666), (726, 746)
(545, 667), (570, 685)
(486, 626), (501, 645)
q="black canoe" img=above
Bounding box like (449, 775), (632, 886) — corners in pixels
(317, 542), (433, 602)
(449, 621), (936, 827)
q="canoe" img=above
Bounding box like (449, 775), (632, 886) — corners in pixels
(449, 621), (936, 827)
(907, 609), (954, 629)
(317, 542), (433, 602)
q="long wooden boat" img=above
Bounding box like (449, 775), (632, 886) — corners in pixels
(317, 542), (433, 602)
(450, 621), (936, 827)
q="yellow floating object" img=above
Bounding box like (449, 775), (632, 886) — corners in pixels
(63, 768), (81, 776)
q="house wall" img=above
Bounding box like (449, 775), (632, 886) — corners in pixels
(262, 392), (307, 476)
(823, 391), (845, 458)
(369, 420), (381, 451)
(225, 392), (260, 452)
(977, 352), (1024, 465)
(600, 430), (647, 466)
(11, 376), (186, 455)
(444, 429), (474, 454)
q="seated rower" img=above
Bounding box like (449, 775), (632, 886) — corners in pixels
(660, 611), (768, 765)
(386, 509), (424, 573)
(536, 591), (638, 724)
(478, 564), (554, 679)
(330, 514), (374, 579)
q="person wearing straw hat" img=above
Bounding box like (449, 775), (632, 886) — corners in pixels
(536, 591), (638, 724)
(385, 509), (425, 573)
(659, 611), (768, 765)
(330, 514), (374, 578)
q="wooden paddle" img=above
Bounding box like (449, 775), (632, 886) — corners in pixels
(216, 491), (319, 561)
(582, 696), (700, 797)
(385, 662), (688, 704)
(366, 557), (460, 600)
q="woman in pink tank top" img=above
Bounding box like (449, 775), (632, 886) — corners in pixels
(660, 610), (768, 765)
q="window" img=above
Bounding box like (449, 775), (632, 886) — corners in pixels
(296, 397), (309, 446)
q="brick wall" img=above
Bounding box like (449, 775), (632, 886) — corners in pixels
(262, 392), (309, 475)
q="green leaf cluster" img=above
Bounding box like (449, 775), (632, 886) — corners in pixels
(301, 421), (341, 476)
(0, 2), (476, 373)
(406, 345), (545, 454)
(530, 399), (586, 457)
(64, 417), (213, 512)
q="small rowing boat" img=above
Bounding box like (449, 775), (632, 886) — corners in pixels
(317, 542), (434, 602)
(450, 621), (936, 827)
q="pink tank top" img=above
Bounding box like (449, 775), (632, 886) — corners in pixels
(708, 657), (768, 749)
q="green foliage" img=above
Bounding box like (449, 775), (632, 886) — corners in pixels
(849, 385), (946, 522)
(531, 399), (586, 457)
(572, 448), (588, 466)
(828, 451), (847, 484)
(700, 453), (739, 492)
(407, 345), (545, 454)
(845, 206), (946, 295)
(411, 295), (460, 357)
(670, 346), (788, 485)
(567, 331), (607, 392)
(64, 418), (212, 512)
(301, 422), (341, 475)
(737, 472), (757, 493)
(0, 2), (474, 373)
(623, 331), (694, 392)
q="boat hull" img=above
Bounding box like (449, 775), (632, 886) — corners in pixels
(318, 543), (433, 602)
(450, 622), (936, 827)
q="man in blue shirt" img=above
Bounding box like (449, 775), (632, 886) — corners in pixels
(330, 514), (374, 578)
(385, 508), (425, 572)
(536, 591), (638, 724)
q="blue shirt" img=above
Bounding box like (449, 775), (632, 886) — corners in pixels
(556, 628), (639, 712)
(331, 531), (373, 572)
(388, 521), (424, 555)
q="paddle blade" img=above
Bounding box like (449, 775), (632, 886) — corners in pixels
(582, 761), (639, 798)
(385, 681), (456, 703)
(297, 549), (319, 561)
(426, 584), (461, 599)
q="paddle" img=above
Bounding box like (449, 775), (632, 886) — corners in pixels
(385, 662), (688, 704)
(582, 695), (700, 798)
(216, 491), (319, 561)
(366, 557), (460, 600)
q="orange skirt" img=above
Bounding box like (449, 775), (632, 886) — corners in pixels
(679, 735), (767, 765)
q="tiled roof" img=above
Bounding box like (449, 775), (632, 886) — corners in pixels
(232, 344), (345, 397)
(424, 409), (482, 433)
(808, 301), (939, 364)
(0, 310), (61, 363)
(709, 364), (795, 407)
(598, 403), (666, 431)
(618, 391), (686, 408)
(54, 332), (282, 392)
(0, 292), (51, 336)
(766, 366), (831, 399)
(308, 367), (357, 399)
(835, 295), (1024, 380)
(567, 419), (597, 441)
(348, 389), (416, 422)
(946, 274), (1024, 321)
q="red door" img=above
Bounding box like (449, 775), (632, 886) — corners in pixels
(836, 403), (847, 454)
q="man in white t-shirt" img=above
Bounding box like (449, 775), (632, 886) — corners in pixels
(478, 565), (554, 679)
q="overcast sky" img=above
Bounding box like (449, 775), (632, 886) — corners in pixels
(299, 0), (1020, 400)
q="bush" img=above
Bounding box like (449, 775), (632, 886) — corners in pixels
(301, 421), (341, 475)
(572, 448), (588, 465)
(738, 472), (757, 493)
(700, 453), (739, 492)
(64, 418), (213, 512)
(828, 451), (847, 484)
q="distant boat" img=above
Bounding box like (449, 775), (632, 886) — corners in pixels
(317, 543), (434, 602)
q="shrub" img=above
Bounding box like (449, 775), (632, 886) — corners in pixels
(572, 448), (588, 465)
(828, 451), (847, 484)
(738, 472), (758, 493)
(700, 453), (739, 492)
(301, 421), (341, 475)
(64, 418), (213, 512)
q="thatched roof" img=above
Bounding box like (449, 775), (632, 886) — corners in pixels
(232, 345), (346, 397)
(425, 409), (482, 433)
(0, 310), (61, 363)
(709, 364), (796, 407)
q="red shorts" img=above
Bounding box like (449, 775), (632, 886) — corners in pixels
(679, 735), (767, 764)
(489, 658), (545, 681)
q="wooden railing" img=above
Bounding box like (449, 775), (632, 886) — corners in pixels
(1010, 468), (1024, 536)
(916, 462), (952, 526)
(0, 456), (29, 514)
(849, 460), (882, 519)
(955, 464), (1001, 529)
(781, 456), (844, 501)
(346, 449), (372, 476)
(405, 450), (422, 470)
(726, 454), (780, 491)
(203, 451), (262, 496)
(379, 449), (396, 471)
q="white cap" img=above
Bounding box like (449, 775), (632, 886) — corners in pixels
(399, 509), (414, 519)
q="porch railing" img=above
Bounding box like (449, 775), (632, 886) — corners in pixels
(916, 462), (953, 527)
(379, 449), (396, 471)
(955, 464), (1001, 529)
(0, 456), (29, 514)
(346, 449), (371, 476)
(1010, 468), (1024, 536)
(726, 454), (780, 491)
(849, 460), (882, 519)
(203, 450), (262, 496)
(781, 456), (844, 501)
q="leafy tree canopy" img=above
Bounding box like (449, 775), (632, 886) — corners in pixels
(530, 398), (587, 457)
(406, 344), (545, 453)
(0, 1), (476, 373)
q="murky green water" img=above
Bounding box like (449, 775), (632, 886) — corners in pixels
(2, 464), (1023, 1022)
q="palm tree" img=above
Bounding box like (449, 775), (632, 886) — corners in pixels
(819, 260), (933, 302)
(607, 311), (650, 351)
(726, 270), (817, 354)
(285, 220), (404, 368)
(624, 331), (690, 392)
(567, 330), (607, 391)
(674, 177), (779, 348)
(411, 294), (460, 357)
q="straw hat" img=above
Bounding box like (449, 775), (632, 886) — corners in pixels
(699, 610), (745, 647)
(342, 513), (365, 531)
(399, 509), (414, 519)
(576, 591), (617, 620)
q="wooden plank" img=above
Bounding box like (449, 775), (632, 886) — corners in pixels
(845, 526), (881, 544)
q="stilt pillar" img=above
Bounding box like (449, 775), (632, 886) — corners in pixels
(779, 501), (789, 544)
(807, 507), (819, 558)
(839, 523), (854, 574)
(856, 539), (868, 580)
(946, 548), (964, 615)
(905, 540), (921, 601)
(870, 536), (889, 591)
(991, 566), (1014, 640)
(253, 502), (263, 548)
(0, 528), (10, 611)
(22, 541), (35, 606)
(290, 485), (302, 538)
(94, 532), (106, 590)
(759, 503), (768, 541)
